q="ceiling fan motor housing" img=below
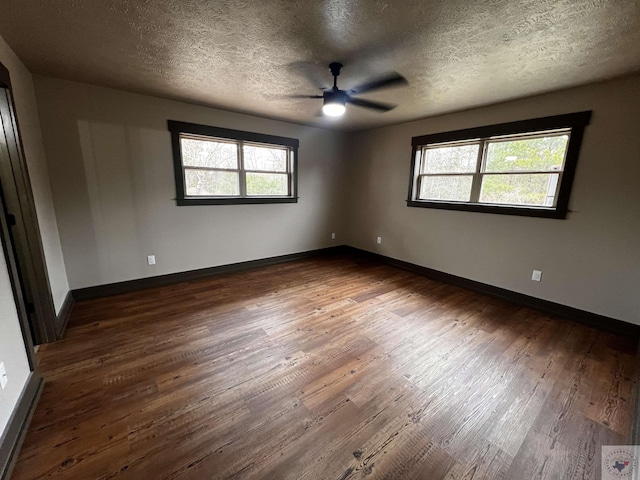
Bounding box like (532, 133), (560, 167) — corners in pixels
(324, 89), (347, 105)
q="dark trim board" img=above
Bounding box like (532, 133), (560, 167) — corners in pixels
(0, 373), (43, 480)
(54, 290), (75, 340)
(167, 120), (300, 148)
(405, 200), (566, 219)
(176, 197), (298, 206)
(72, 246), (350, 301)
(410, 111), (592, 147)
(346, 246), (640, 338)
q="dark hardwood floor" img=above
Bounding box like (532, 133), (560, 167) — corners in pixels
(11, 254), (638, 479)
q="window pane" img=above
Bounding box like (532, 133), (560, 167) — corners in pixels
(185, 169), (239, 196)
(243, 145), (287, 172)
(246, 173), (288, 196)
(422, 144), (479, 173)
(419, 175), (473, 202)
(181, 137), (238, 169)
(480, 173), (560, 206)
(485, 134), (569, 172)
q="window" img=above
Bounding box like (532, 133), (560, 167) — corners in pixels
(168, 120), (298, 205)
(407, 112), (591, 218)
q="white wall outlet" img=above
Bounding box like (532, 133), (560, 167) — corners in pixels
(0, 362), (7, 390)
(331, 232), (336, 240)
(532, 270), (542, 282)
(376, 236), (382, 244)
(147, 255), (156, 265)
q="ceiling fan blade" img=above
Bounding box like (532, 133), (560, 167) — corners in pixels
(348, 73), (408, 95)
(346, 97), (396, 112)
(287, 94), (324, 99)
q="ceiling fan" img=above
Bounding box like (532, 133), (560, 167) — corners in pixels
(297, 62), (408, 117)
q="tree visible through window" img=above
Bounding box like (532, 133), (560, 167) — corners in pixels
(407, 112), (591, 218)
(168, 121), (298, 205)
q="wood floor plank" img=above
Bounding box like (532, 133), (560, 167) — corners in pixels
(10, 254), (637, 480)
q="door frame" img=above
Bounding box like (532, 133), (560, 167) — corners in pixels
(0, 61), (58, 344)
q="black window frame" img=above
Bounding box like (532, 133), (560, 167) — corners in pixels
(168, 120), (299, 206)
(406, 111), (592, 219)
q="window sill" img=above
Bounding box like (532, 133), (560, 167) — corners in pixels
(177, 197), (298, 206)
(406, 200), (567, 219)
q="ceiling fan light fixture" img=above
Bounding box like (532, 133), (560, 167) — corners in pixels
(322, 100), (346, 117)
(322, 90), (347, 116)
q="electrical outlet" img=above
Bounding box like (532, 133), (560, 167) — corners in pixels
(147, 255), (156, 265)
(0, 362), (7, 390)
(376, 236), (382, 244)
(532, 270), (542, 282)
(331, 232), (336, 240)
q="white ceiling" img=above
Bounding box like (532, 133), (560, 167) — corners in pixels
(1, 0), (639, 131)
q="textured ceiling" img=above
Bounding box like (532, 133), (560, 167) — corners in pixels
(1, 0), (639, 131)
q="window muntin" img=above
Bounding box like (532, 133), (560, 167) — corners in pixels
(407, 112), (591, 218)
(168, 121), (298, 205)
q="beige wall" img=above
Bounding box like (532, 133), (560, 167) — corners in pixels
(0, 35), (69, 314)
(33, 77), (348, 290)
(346, 74), (640, 325)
